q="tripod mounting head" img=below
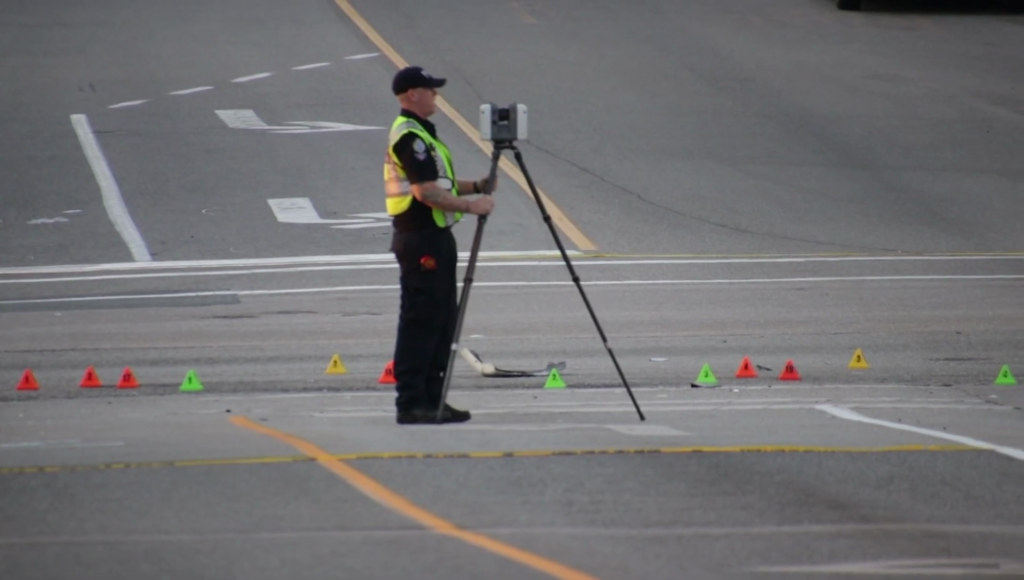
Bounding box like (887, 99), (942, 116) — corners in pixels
(479, 103), (527, 144)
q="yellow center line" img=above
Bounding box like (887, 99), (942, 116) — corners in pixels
(230, 416), (599, 580)
(331, 0), (596, 251)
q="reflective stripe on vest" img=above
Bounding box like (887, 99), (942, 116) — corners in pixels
(383, 116), (462, 228)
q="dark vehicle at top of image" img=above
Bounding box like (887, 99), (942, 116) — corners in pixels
(838, 0), (1023, 10)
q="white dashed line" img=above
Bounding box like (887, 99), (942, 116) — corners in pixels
(108, 100), (148, 109)
(344, 52), (379, 60)
(232, 72), (273, 83)
(292, 62), (331, 70)
(105, 61), (339, 111)
(26, 217), (69, 225)
(168, 86), (213, 95)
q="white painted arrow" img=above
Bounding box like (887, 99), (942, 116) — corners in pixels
(272, 121), (382, 134)
(217, 110), (291, 130)
(217, 110), (382, 134)
(268, 198), (375, 225)
(331, 212), (391, 229)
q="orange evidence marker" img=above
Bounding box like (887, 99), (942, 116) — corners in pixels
(778, 359), (801, 381)
(80, 366), (103, 388)
(735, 356), (758, 379)
(16, 369), (39, 391)
(378, 361), (397, 384)
(117, 367), (140, 389)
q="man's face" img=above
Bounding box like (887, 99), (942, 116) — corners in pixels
(412, 86), (437, 116)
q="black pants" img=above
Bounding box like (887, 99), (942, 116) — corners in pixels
(390, 227), (458, 411)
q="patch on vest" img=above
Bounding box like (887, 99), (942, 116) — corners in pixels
(412, 138), (427, 160)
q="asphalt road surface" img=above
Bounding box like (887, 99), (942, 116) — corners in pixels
(1, 0), (1022, 578)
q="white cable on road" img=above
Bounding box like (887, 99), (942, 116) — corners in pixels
(70, 114), (152, 262)
(817, 404), (1024, 462)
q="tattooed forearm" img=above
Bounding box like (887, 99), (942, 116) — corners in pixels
(413, 183), (472, 212)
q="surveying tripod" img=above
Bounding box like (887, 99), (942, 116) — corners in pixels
(436, 139), (646, 422)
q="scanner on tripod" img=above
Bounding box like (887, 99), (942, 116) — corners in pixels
(479, 103), (528, 143)
(437, 102), (645, 422)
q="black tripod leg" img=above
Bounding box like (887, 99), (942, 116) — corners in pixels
(511, 146), (646, 421)
(436, 146), (503, 422)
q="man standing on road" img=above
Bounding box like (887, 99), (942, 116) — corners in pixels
(384, 66), (496, 425)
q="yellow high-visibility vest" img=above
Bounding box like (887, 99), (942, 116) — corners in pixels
(383, 115), (462, 228)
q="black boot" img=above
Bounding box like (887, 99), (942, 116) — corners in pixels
(396, 403), (471, 425)
(441, 403), (471, 423)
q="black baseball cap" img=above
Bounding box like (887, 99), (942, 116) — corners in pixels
(392, 66), (447, 95)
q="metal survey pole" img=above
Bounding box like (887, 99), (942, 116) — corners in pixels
(435, 145), (503, 422)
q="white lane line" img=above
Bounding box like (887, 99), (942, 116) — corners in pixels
(0, 284), (393, 305)
(70, 114), (152, 262)
(491, 524), (1024, 538)
(817, 405), (1024, 462)
(0, 440), (124, 449)
(518, 275), (1024, 284)
(566, 256), (1024, 265)
(344, 52), (379, 60)
(6, 262), (1019, 286)
(108, 100), (148, 109)
(168, 86), (213, 95)
(0, 263), (392, 284)
(1, 525), (1022, 546)
(606, 425), (687, 436)
(125, 389), (987, 405)
(232, 72), (273, 83)
(754, 558), (1024, 575)
(311, 397), (979, 411)
(292, 62), (331, 70)
(0, 253), (1017, 277)
(416, 424), (687, 435)
(314, 402), (1000, 419)
(0, 250), (577, 275)
(1, 525), (1021, 546)
(4, 275), (1024, 305)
